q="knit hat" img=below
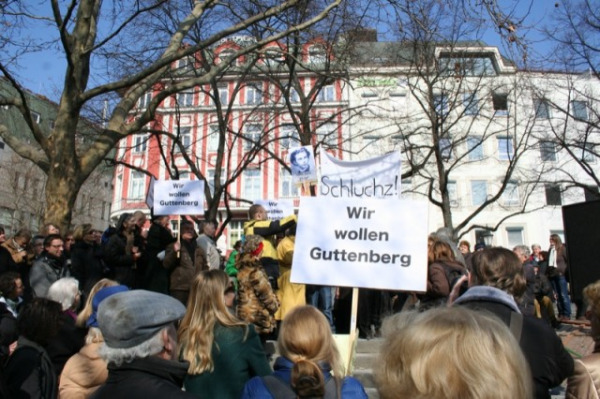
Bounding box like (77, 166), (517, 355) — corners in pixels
(97, 290), (186, 349)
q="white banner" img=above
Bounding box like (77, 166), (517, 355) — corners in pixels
(254, 199), (294, 221)
(153, 180), (205, 215)
(319, 151), (402, 199)
(290, 196), (428, 291)
(289, 145), (318, 185)
(145, 175), (156, 209)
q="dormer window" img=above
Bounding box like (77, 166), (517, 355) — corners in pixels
(438, 53), (497, 76)
(218, 49), (237, 66)
(308, 45), (327, 63)
(264, 48), (284, 66)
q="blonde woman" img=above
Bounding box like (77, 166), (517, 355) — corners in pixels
(75, 278), (118, 329)
(179, 269), (271, 398)
(567, 279), (600, 398)
(375, 307), (532, 399)
(242, 305), (367, 398)
(59, 283), (128, 398)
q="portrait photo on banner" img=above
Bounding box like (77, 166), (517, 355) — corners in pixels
(288, 145), (317, 185)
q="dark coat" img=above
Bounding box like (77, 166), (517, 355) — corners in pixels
(5, 336), (57, 399)
(90, 356), (195, 399)
(71, 240), (106, 296)
(0, 301), (17, 364)
(455, 286), (574, 399)
(104, 233), (136, 287)
(46, 312), (86, 375)
(144, 223), (176, 293)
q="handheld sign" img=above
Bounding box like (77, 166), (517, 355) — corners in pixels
(290, 196), (428, 291)
(153, 180), (205, 216)
(145, 176), (156, 209)
(289, 145), (318, 185)
(254, 199), (294, 221)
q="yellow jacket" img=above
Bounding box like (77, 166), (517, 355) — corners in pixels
(243, 214), (297, 260)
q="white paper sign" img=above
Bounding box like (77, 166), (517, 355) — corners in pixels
(153, 180), (205, 215)
(319, 151), (402, 199)
(290, 196), (428, 291)
(254, 199), (294, 221)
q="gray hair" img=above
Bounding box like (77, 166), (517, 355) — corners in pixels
(531, 244), (541, 250)
(98, 325), (171, 367)
(47, 277), (79, 311)
(513, 245), (531, 258)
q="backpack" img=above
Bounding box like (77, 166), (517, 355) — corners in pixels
(261, 375), (341, 399)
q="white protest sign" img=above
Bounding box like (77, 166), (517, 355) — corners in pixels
(153, 180), (205, 215)
(145, 176), (156, 209)
(254, 199), (294, 221)
(319, 151), (401, 199)
(290, 196), (428, 291)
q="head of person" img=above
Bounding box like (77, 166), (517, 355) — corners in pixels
(291, 147), (311, 170)
(13, 227), (32, 249)
(152, 215), (170, 229)
(17, 297), (63, 346)
(550, 234), (563, 249)
(73, 223), (95, 244)
(76, 278), (120, 328)
(427, 240), (456, 264)
(47, 277), (81, 312)
(63, 231), (75, 252)
(41, 223), (60, 237)
(277, 306), (344, 397)
(132, 211), (147, 229)
(97, 290), (186, 366)
(31, 234), (45, 256)
(200, 220), (217, 238)
(116, 213), (133, 233)
(531, 244), (541, 257)
(242, 235), (263, 259)
(375, 307), (532, 399)
(180, 220), (197, 242)
(468, 247), (526, 298)
(43, 234), (64, 259)
(178, 270), (246, 374)
(474, 242), (486, 251)
(0, 271), (24, 301)
(248, 204), (267, 221)
(512, 245), (531, 265)
(458, 240), (470, 255)
(233, 240), (242, 252)
(84, 284), (129, 344)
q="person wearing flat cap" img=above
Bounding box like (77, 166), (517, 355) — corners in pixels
(90, 290), (195, 399)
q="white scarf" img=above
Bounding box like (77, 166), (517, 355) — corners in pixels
(548, 247), (557, 267)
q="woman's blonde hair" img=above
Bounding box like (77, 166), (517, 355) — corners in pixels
(75, 278), (118, 328)
(375, 307), (532, 399)
(277, 305), (344, 397)
(73, 223), (93, 241)
(469, 247), (526, 297)
(178, 269), (247, 374)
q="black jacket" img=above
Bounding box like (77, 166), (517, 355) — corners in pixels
(144, 223), (176, 293)
(91, 356), (195, 399)
(71, 240), (106, 296)
(455, 286), (574, 399)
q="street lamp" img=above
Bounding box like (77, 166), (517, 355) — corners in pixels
(481, 230), (494, 247)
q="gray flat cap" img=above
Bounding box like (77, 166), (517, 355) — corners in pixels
(98, 290), (186, 349)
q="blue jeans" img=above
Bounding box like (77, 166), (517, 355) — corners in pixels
(307, 285), (335, 332)
(550, 275), (571, 318)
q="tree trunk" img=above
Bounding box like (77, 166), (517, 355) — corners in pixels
(44, 167), (81, 233)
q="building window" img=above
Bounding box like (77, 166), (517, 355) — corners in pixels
(31, 111), (41, 124)
(545, 184), (562, 206)
(463, 93), (479, 116)
(288, 86), (300, 103)
(133, 134), (147, 153)
(207, 125), (219, 152)
(177, 57), (194, 71)
(280, 169), (298, 197)
(497, 136), (514, 161)
(308, 45), (326, 63)
(243, 124), (262, 150)
(540, 141), (557, 162)
(584, 186), (600, 201)
(243, 169), (262, 200)
(217, 85), (229, 104)
(246, 84), (263, 105)
(471, 180), (487, 206)
(138, 92), (152, 108)
(318, 85), (335, 102)
(175, 126), (192, 153)
(433, 94), (449, 118)
(506, 227), (524, 247)
(129, 171), (145, 200)
(280, 124), (300, 149)
(218, 49), (236, 65)
(316, 122), (337, 148)
(467, 136), (483, 160)
(534, 98), (550, 119)
(264, 48), (283, 66)
(502, 181), (520, 206)
(176, 91), (194, 107)
(492, 92), (508, 115)
(447, 181), (458, 207)
(439, 137), (453, 160)
(207, 169), (226, 195)
(578, 141), (596, 163)
(572, 100), (589, 121)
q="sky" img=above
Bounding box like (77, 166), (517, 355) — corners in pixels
(12, 0), (562, 102)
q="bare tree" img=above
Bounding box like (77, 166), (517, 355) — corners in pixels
(0, 0), (341, 231)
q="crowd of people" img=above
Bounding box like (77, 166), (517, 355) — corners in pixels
(0, 209), (593, 398)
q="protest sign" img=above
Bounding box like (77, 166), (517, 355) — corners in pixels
(290, 196), (428, 291)
(319, 151), (402, 199)
(153, 180), (205, 215)
(254, 199), (294, 221)
(289, 145), (318, 185)
(145, 176), (156, 209)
